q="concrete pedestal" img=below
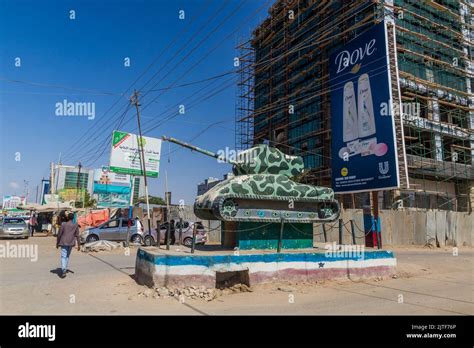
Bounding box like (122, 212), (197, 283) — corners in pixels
(135, 246), (397, 288)
(221, 221), (313, 250)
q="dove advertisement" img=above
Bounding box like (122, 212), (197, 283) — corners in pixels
(330, 21), (399, 193)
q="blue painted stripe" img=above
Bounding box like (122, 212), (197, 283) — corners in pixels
(137, 249), (394, 266)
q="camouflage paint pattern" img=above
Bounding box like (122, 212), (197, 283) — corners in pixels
(194, 144), (340, 223)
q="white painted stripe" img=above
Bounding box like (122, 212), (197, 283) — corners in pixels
(151, 258), (396, 277)
(154, 264), (213, 276)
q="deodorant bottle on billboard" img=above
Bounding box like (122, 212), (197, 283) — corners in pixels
(343, 81), (359, 142)
(357, 73), (376, 138)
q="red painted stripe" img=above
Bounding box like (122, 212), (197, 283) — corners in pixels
(114, 133), (130, 148)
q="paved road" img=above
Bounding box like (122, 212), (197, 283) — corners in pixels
(1, 237), (473, 315)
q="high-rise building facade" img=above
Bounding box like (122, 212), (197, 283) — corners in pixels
(51, 164), (145, 205)
(236, 0), (473, 211)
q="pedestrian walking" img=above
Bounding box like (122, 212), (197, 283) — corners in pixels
(28, 213), (37, 237)
(56, 213), (80, 278)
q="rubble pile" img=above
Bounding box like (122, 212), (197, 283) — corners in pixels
(82, 240), (122, 252)
(137, 284), (253, 302)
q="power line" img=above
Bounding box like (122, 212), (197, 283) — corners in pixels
(0, 91), (119, 96)
(138, 0), (248, 111)
(0, 70), (236, 96)
(0, 76), (121, 96)
(143, 77), (238, 134)
(79, 73), (239, 166)
(78, 104), (132, 166)
(66, 0), (257, 164)
(71, 74), (237, 166)
(137, 0), (234, 103)
(61, 0), (214, 163)
(144, 70), (236, 92)
(135, 0), (272, 134)
(63, 0), (234, 163)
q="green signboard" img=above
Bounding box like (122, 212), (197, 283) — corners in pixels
(109, 130), (162, 178)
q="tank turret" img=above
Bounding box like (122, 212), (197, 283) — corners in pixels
(230, 144), (304, 177)
(162, 136), (340, 223)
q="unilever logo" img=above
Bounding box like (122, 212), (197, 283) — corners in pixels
(378, 161), (389, 175)
(334, 38), (376, 74)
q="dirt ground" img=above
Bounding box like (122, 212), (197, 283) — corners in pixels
(1, 236), (473, 315)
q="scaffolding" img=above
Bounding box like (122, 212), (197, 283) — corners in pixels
(235, 40), (255, 151)
(236, 0), (474, 212)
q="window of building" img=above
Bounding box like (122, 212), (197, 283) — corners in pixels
(64, 171), (88, 190)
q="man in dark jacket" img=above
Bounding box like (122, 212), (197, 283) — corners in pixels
(56, 213), (80, 278)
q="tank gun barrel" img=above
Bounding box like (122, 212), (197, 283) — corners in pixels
(162, 136), (237, 165)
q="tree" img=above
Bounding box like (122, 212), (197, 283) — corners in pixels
(137, 196), (165, 205)
(74, 191), (96, 208)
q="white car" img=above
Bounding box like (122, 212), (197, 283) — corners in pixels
(145, 221), (208, 247)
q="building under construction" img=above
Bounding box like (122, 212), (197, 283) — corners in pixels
(236, 0), (473, 211)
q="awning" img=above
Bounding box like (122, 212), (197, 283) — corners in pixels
(19, 201), (75, 212)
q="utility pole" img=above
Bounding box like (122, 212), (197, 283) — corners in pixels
(126, 175), (135, 245)
(55, 153), (62, 196)
(54, 153), (62, 221)
(82, 186), (85, 209)
(131, 90), (153, 246)
(23, 180), (29, 203)
(165, 170), (171, 250)
(50, 162), (55, 194)
(76, 162), (82, 206)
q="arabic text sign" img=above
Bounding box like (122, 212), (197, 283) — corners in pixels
(109, 131), (162, 177)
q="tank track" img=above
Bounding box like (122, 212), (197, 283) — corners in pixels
(194, 194), (340, 223)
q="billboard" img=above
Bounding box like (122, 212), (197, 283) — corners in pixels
(93, 166), (131, 194)
(2, 196), (26, 210)
(109, 130), (162, 177)
(93, 166), (131, 208)
(330, 21), (399, 193)
(95, 193), (130, 208)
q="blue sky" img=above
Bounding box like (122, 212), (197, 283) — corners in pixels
(0, 0), (271, 205)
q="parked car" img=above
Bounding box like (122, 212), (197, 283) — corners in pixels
(80, 217), (144, 244)
(150, 221), (207, 247)
(0, 217), (29, 239)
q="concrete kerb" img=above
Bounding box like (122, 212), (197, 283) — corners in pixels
(135, 246), (397, 289)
